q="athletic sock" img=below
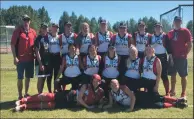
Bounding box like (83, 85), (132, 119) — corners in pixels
(163, 102), (175, 108)
(164, 96), (177, 103)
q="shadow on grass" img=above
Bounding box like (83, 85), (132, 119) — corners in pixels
(0, 100), (16, 110)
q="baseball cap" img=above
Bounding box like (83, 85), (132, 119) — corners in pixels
(64, 21), (72, 26)
(51, 23), (59, 28)
(99, 19), (107, 24)
(108, 44), (115, 49)
(154, 22), (162, 27)
(92, 74), (101, 81)
(119, 22), (127, 28)
(40, 22), (48, 28)
(22, 14), (31, 21)
(174, 16), (182, 21)
(138, 21), (146, 26)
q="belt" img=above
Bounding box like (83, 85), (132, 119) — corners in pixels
(49, 52), (60, 55)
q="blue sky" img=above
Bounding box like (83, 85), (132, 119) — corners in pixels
(1, 1), (193, 26)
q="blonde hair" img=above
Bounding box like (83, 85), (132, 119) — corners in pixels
(80, 22), (90, 33)
(126, 45), (138, 68)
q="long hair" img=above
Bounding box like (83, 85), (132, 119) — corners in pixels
(80, 22), (90, 34)
(126, 45), (138, 68)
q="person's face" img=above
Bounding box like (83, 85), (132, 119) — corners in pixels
(108, 47), (115, 56)
(138, 25), (146, 32)
(82, 25), (89, 34)
(92, 78), (101, 88)
(51, 26), (58, 33)
(118, 27), (127, 34)
(69, 45), (76, 54)
(65, 24), (72, 33)
(89, 45), (96, 56)
(130, 47), (138, 59)
(40, 27), (48, 36)
(100, 23), (107, 31)
(154, 26), (162, 33)
(23, 19), (30, 27)
(173, 20), (182, 29)
(145, 46), (154, 57)
(110, 80), (119, 92)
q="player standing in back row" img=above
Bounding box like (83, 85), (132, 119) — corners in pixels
(132, 21), (152, 59)
(111, 22), (132, 80)
(94, 18), (113, 76)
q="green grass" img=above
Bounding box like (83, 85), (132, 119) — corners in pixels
(0, 52), (193, 118)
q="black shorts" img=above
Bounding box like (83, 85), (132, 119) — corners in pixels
(138, 52), (145, 59)
(37, 65), (50, 76)
(80, 73), (92, 84)
(97, 52), (106, 76)
(57, 75), (81, 90)
(118, 55), (128, 79)
(168, 57), (188, 77)
(135, 91), (162, 109)
(141, 77), (156, 93)
(122, 76), (141, 92)
(156, 54), (168, 80)
(54, 90), (77, 109)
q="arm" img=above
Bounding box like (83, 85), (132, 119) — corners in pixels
(185, 29), (193, 55)
(56, 57), (65, 79)
(128, 34), (132, 47)
(154, 58), (162, 92)
(77, 84), (90, 109)
(11, 28), (20, 65)
(121, 85), (136, 112)
(187, 41), (192, 55)
(131, 32), (136, 46)
(102, 92), (113, 109)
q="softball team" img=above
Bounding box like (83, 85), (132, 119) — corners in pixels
(13, 16), (190, 112)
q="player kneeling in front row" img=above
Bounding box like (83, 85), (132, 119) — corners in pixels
(100, 79), (188, 111)
(14, 74), (104, 111)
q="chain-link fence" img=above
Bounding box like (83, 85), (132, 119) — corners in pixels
(0, 26), (15, 54)
(160, 4), (193, 36)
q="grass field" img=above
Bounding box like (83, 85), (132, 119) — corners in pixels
(0, 52), (193, 118)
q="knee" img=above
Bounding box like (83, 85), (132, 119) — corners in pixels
(181, 77), (187, 81)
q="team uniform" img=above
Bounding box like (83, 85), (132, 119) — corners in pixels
(47, 34), (61, 92)
(56, 54), (82, 90)
(101, 55), (120, 98)
(15, 84), (104, 110)
(59, 33), (77, 56)
(110, 86), (186, 109)
(95, 31), (113, 75)
(133, 32), (152, 59)
(151, 32), (171, 94)
(141, 56), (159, 93)
(75, 33), (95, 61)
(111, 33), (132, 78)
(81, 55), (101, 84)
(122, 57), (142, 92)
(34, 34), (50, 77)
(168, 28), (192, 77)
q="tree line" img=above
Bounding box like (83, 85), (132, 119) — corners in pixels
(0, 5), (193, 36)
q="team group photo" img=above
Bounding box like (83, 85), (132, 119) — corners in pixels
(0, 1), (193, 118)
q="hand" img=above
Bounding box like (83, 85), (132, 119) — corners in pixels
(153, 86), (158, 92)
(14, 57), (19, 65)
(87, 105), (95, 109)
(39, 64), (44, 71)
(168, 54), (174, 66)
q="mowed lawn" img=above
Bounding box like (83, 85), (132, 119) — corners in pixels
(0, 52), (193, 118)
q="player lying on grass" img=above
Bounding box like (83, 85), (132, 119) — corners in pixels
(13, 74), (104, 111)
(99, 79), (188, 112)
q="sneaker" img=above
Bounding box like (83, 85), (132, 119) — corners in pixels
(177, 97), (187, 104)
(24, 94), (30, 98)
(176, 102), (188, 109)
(14, 105), (25, 112)
(18, 96), (23, 100)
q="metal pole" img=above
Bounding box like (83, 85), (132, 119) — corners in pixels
(178, 5), (181, 17)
